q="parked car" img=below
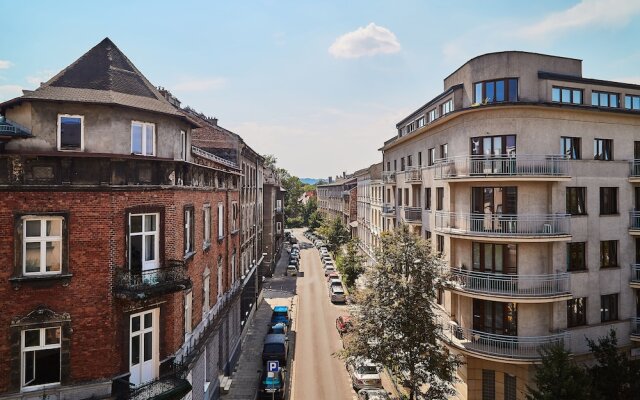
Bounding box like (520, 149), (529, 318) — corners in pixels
(291, 243), (300, 251)
(290, 235), (298, 244)
(347, 359), (382, 390)
(326, 272), (340, 282)
(268, 322), (287, 335)
(357, 388), (391, 400)
(324, 265), (336, 276)
(330, 285), (346, 303)
(328, 277), (342, 288)
(259, 367), (285, 399)
(286, 264), (298, 276)
(262, 334), (288, 365)
(271, 306), (290, 326)
(289, 256), (299, 267)
(324, 260), (335, 269)
(336, 315), (352, 336)
(315, 240), (324, 248)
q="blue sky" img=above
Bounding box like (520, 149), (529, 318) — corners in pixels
(1, 0), (640, 178)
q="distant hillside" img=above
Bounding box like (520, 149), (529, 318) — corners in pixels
(300, 178), (319, 185)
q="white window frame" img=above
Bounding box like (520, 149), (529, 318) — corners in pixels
(180, 130), (187, 161)
(231, 201), (238, 232)
(129, 213), (160, 270)
(203, 204), (211, 248)
(184, 291), (192, 339)
(131, 121), (156, 156)
(57, 114), (84, 151)
(231, 251), (236, 284)
(218, 203), (224, 239)
(184, 208), (193, 255)
(203, 276), (210, 314)
(21, 327), (61, 391)
(217, 258), (223, 298)
(22, 216), (63, 276)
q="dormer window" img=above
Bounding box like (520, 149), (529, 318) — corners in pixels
(131, 121), (155, 156)
(57, 115), (84, 151)
(474, 78), (518, 104)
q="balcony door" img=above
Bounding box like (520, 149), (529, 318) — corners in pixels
(472, 243), (517, 274)
(129, 213), (160, 282)
(471, 187), (517, 232)
(470, 135), (516, 174)
(130, 308), (159, 386)
(473, 299), (517, 336)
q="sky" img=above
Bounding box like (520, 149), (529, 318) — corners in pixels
(1, 0), (640, 178)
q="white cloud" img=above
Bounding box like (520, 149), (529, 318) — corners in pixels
(172, 77), (227, 92)
(329, 23), (401, 59)
(26, 70), (56, 86)
(0, 84), (24, 101)
(0, 60), (11, 69)
(519, 0), (640, 39)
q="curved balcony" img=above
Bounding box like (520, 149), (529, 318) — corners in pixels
(382, 203), (396, 216)
(404, 167), (422, 183)
(434, 211), (571, 242)
(433, 155), (569, 182)
(631, 264), (640, 288)
(630, 211), (640, 234)
(439, 318), (570, 362)
(448, 268), (571, 302)
(404, 206), (422, 223)
(383, 172), (396, 184)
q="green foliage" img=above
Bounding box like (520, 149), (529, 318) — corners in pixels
(336, 239), (365, 289)
(307, 210), (323, 231)
(318, 216), (350, 252)
(525, 344), (590, 400)
(286, 216), (304, 228)
(341, 225), (460, 400)
(302, 196), (317, 226)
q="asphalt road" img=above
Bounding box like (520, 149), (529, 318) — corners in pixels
(290, 228), (355, 400)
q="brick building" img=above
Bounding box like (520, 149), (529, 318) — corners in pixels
(0, 38), (248, 400)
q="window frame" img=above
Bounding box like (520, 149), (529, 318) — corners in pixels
(21, 216), (64, 276)
(428, 148), (435, 166)
(599, 187), (618, 215)
(21, 326), (62, 390)
(551, 86), (583, 105)
(217, 203), (224, 240)
(436, 187), (444, 211)
(600, 293), (618, 322)
(184, 206), (195, 257)
(566, 242), (587, 272)
(128, 212), (160, 271)
(625, 94), (640, 110)
(57, 114), (84, 151)
(566, 187), (587, 215)
(591, 90), (620, 108)
(560, 136), (581, 160)
(425, 187), (431, 210)
(131, 121), (156, 156)
(180, 130), (187, 161)
(600, 240), (618, 269)
(474, 78), (518, 104)
(567, 297), (587, 327)
(203, 204), (211, 249)
(593, 138), (613, 161)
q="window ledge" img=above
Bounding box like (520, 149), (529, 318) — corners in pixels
(231, 229), (240, 236)
(567, 269), (588, 274)
(183, 251), (196, 262)
(599, 213), (620, 217)
(9, 273), (73, 284)
(203, 242), (211, 252)
(600, 266), (621, 271)
(569, 214), (588, 217)
(217, 236), (225, 243)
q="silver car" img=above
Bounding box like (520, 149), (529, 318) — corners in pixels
(330, 285), (346, 303)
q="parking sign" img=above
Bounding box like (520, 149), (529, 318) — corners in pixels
(267, 360), (279, 372)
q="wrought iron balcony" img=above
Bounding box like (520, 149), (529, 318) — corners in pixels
(113, 261), (192, 300)
(630, 210), (640, 231)
(404, 167), (422, 183)
(448, 268), (570, 300)
(113, 361), (192, 400)
(433, 155), (569, 180)
(404, 206), (422, 222)
(382, 172), (396, 184)
(382, 203), (396, 215)
(439, 318), (569, 360)
(434, 211), (571, 239)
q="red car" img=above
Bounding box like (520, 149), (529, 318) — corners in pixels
(336, 315), (353, 336)
(326, 272), (339, 282)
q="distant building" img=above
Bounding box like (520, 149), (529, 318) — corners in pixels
(355, 162), (383, 266)
(317, 175), (357, 232)
(262, 166), (286, 277)
(298, 190), (316, 205)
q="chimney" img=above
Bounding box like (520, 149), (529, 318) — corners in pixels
(206, 117), (218, 126)
(158, 87), (181, 108)
(328, 176), (333, 183)
(342, 171), (346, 178)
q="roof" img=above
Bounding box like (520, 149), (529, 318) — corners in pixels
(0, 117), (30, 138)
(0, 38), (183, 117)
(273, 306), (289, 312)
(396, 83), (463, 127)
(538, 71), (640, 91)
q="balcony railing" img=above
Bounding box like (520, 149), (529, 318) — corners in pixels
(449, 268), (570, 298)
(630, 160), (640, 178)
(632, 318), (640, 337)
(113, 261), (191, 299)
(113, 361), (192, 400)
(275, 206), (283, 214)
(630, 211), (640, 230)
(404, 167), (422, 183)
(382, 203), (396, 215)
(433, 155), (569, 180)
(631, 264), (640, 284)
(435, 211), (571, 237)
(404, 206), (422, 222)
(383, 172), (396, 184)
(439, 318), (569, 360)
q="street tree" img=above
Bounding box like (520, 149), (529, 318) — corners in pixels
(525, 344), (591, 400)
(318, 216), (350, 252)
(337, 239), (364, 289)
(307, 210), (323, 232)
(342, 224), (460, 400)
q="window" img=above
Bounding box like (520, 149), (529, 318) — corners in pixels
(470, 135), (516, 157)
(184, 207), (194, 255)
(474, 79), (518, 104)
(482, 369), (495, 400)
(424, 230), (432, 240)
(131, 121), (155, 156)
(397, 188), (402, 207)
(473, 300), (517, 335)
(440, 143), (448, 160)
(232, 202), (239, 232)
(436, 187), (444, 211)
(400, 157), (405, 171)
(560, 136), (581, 160)
(436, 287), (444, 306)
(217, 256), (223, 297)
(418, 152), (422, 166)
(428, 108), (437, 122)
(404, 188), (409, 206)
(407, 155), (413, 167)
(203, 276), (210, 314)
(217, 203), (224, 239)
(231, 250), (237, 283)
(625, 95), (640, 110)
(425, 188), (431, 210)
(472, 242), (517, 274)
(600, 240), (618, 268)
(22, 217), (63, 276)
(180, 130), (187, 160)
(591, 91), (619, 108)
(57, 114), (83, 151)
(428, 148), (435, 166)
(599, 187), (618, 215)
(566, 187), (586, 215)
(436, 234), (444, 254)
(21, 327), (61, 389)
(600, 293), (618, 322)
(203, 205), (211, 247)
(393, 160), (397, 171)
(504, 374), (516, 400)
(440, 99), (453, 115)
(567, 242), (586, 272)
(129, 213), (159, 272)
(276, 222), (282, 232)
(386, 161), (390, 171)
(184, 291), (192, 337)
(417, 116), (425, 128)
(552, 87), (583, 104)
(594, 138), (613, 160)
(567, 297), (587, 327)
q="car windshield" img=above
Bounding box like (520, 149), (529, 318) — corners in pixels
(263, 343), (284, 353)
(358, 365), (378, 375)
(273, 311), (287, 318)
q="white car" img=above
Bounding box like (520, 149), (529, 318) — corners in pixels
(324, 265), (336, 276)
(347, 359), (382, 390)
(328, 277), (342, 288)
(286, 264), (298, 276)
(330, 285), (346, 303)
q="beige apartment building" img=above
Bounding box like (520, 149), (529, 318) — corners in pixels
(381, 51), (640, 400)
(356, 163), (384, 265)
(317, 176), (357, 228)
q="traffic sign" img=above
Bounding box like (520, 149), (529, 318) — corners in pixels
(267, 360), (279, 372)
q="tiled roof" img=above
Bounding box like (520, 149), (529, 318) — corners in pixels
(1, 38), (182, 117)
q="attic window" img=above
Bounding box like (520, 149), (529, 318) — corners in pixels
(131, 121), (155, 156)
(57, 115), (84, 151)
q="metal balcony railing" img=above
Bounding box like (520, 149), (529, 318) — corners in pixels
(630, 210), (640, 230)
(435, 211), (571, 237)
(113, 261), (191, 299)
(449, 268), (570, 298)
(631, 264), (640, 284)
(382, 203), (396, 214)
(630, 160), (640, 177)
(433, 155), (569, 180)
(632, 318), (640, 337)
(439, 318), (569, 360)
(404, 167), (422, 183)
(383, 172), (396, 184)
(404, 206), (422, 222)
